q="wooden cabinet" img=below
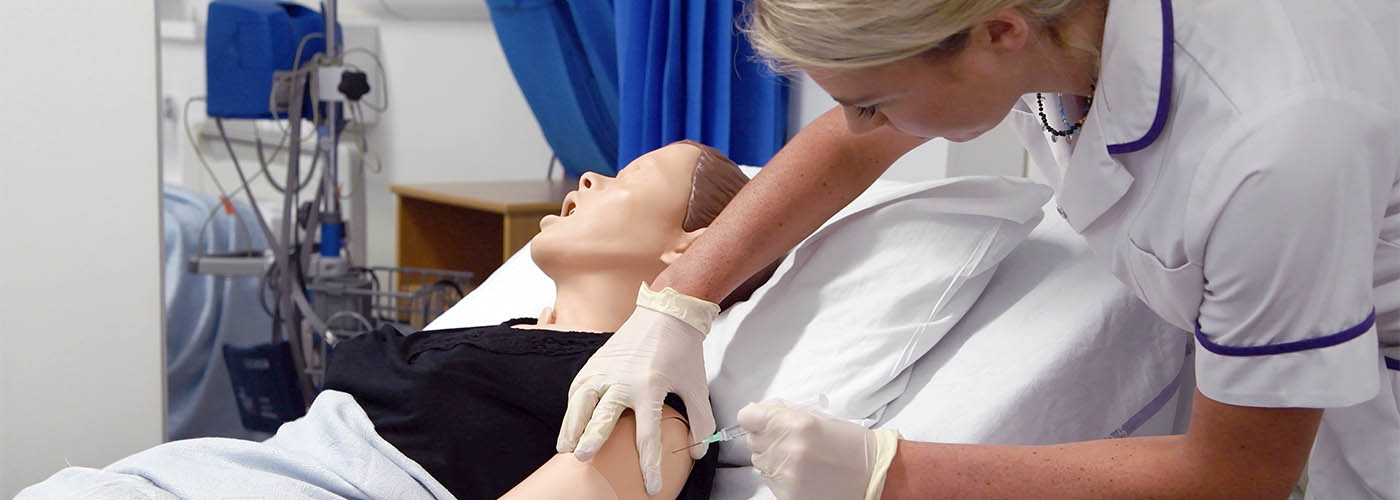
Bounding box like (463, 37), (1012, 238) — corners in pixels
(391, 179), (575, 284)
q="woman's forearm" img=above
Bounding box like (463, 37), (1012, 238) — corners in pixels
(882, 392), (1320, 500)
(651, 107), (928, 301)
(884, 435), (1192, 499)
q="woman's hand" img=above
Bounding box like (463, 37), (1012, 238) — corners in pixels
(738, 400), (900, 500)
(558, 286), (719, 495)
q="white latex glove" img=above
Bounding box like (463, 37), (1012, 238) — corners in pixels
(738, 400), (901, 500)
(558, 283), (720, 495)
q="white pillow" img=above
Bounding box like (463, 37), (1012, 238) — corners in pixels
(703, 176), (1049, 465)
(425, 241), (555, 331)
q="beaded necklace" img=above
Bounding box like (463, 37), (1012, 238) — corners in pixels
(1035, 85), (1095, 138)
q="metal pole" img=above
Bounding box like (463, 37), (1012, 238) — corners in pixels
(322, 0), (340, 223)
(282, 73), (314, 403)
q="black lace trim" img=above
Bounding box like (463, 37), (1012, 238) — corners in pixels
(406, 318), (612, 361)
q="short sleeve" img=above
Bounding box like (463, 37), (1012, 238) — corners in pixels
(1192, 96), (1393, 408)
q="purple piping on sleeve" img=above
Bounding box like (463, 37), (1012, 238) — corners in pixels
(1195, 310), (1376, 357)
(1106, 0), (1175, 155)
(1386, 357), (1399, 371)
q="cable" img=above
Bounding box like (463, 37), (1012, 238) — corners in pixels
(253, 117), (317, 166)
(184, 97), (230, 196)
(345, 101), (383, 182)
(185, 95), (260, 253)
(268, 33), (327, 135)
(324, 311), (375, 344)
(343, 47), (389, 112)
(546, 153), (559, 180)
(220, 116), (289, 342)
(255, 130), (321, 194)
(194, 195), (257, 255)
(186, 96), (270, 199)
(216, 117), (329, 340)
(296, 178), (326, 305)
(259, 262), (278, 321)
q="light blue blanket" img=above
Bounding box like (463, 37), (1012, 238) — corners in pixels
(16, 391), (454, 500)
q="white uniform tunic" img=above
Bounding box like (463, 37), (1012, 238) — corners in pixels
(1007, 1), (1400, 497)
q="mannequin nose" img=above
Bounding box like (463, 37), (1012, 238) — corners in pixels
(580, 171), (605, 190)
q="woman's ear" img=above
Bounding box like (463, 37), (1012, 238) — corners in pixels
(660, 228), (706, 265)
(974, 7), (1031, 52)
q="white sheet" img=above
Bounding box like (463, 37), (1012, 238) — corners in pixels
(702, 176), (1051, 469)
(709, 205), (1190, 500)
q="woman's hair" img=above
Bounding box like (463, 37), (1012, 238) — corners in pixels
(742, 0), (1091, 74)
(670, 140), (782, 310)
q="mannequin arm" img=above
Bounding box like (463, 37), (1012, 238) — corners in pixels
(650, 106), (928, 301)
(502, 405), (695, 500)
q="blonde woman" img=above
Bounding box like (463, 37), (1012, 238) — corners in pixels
(558, 1), (1400, 499)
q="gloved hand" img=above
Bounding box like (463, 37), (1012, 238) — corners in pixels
(558, 283), (720, 495)
(738, 400), (901, 500)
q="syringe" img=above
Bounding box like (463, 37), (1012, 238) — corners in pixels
(672, 394), (829, 454)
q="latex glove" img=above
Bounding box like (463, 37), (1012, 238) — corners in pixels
(558, 283), (720, 495)
(738, 400), (901, 500)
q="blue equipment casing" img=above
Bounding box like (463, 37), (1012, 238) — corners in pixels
(206, 0), (326, 119)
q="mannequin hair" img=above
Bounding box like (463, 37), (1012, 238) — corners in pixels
(668, 140), (782, 310)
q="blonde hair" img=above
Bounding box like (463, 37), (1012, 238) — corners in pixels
(743, 0), (1093, 73)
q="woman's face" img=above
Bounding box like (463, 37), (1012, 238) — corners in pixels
(804, 15), (1034, 142)
(531, 143), (702, 277)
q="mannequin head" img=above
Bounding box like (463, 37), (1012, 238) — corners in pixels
(531, 141), (772, 315)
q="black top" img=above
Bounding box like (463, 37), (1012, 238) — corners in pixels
(323, 319), (716, 500)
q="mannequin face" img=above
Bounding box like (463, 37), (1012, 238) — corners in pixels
(531, 143), (704, 281)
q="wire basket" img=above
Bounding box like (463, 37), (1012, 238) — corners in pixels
(301, 265), (473, 387)
(306, 265), (474, 340)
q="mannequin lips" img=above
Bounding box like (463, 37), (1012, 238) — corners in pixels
(560, 192), (579, 217)
(541, 191), (581, 231)
(539, 214), (558, 229)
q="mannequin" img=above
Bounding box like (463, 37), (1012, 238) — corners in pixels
(14, 141), (773, 500)
(323, 140), (773, 500)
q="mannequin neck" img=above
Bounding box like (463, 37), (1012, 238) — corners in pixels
(531, 268), (661, 333)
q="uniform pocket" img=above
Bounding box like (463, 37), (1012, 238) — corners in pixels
(1124, 238), (1203, 333)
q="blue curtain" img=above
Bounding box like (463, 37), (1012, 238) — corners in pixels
(485, 0), (620, 176)
(615, 1), (787, 169)
(486, 0), (787, 177)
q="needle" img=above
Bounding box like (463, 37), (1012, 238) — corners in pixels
(670, 394), (829, 454)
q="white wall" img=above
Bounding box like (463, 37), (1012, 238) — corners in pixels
(360, 18), (551, 267)
(0, 2), (164, 497)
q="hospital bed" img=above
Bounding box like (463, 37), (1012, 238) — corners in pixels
(429, 174), (1192, 500)
(23, 176), (1190, 499)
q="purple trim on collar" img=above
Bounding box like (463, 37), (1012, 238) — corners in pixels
(1105, 0), (1175, 155)
(1195, 311), (1375, 357)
